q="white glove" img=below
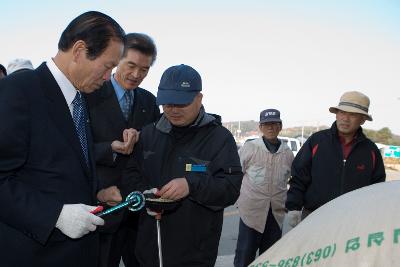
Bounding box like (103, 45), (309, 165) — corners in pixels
(144, 188), (158, 195)
(55, 204), (105, 239)
(282, 210), (302, 235)
(143, 188), (160, 216)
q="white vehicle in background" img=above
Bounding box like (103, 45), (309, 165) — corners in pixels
(278, 136), (301, 156)
(241, 135), (301, 156)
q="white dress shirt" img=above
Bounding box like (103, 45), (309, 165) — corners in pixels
(46, 58), (78, 115)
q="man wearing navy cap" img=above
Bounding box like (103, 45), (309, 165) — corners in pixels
(234, 108), (294, 267)
(121, 64), (243, 266)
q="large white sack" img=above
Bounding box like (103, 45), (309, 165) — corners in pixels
(250, 181), (400, 267)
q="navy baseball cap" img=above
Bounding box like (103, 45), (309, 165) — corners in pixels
(156, 64), (202, 105)
(259, 109), (282, 123)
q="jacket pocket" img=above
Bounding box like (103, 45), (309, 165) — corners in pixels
(246, 165), (266, 185)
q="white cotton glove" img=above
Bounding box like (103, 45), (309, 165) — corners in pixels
(282, 210), (302, 235)
(55, 204), (105, 239)
(143, 188), (159, 195)
(143, 188), (160, 216)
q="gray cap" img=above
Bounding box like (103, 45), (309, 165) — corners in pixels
(7, 58), (34, 74)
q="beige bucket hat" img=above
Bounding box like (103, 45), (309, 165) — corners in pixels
(329, 91), (372, 121)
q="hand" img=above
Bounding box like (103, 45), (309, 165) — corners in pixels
(282, 210), (302, 235)
(97, 186), (122, 206)
(143, 188), (161, 217)
(123, 128), (140, 146)
(111, 128), (139, 155)
(55, 204), (104, 239)
(158, 178), (189, 201)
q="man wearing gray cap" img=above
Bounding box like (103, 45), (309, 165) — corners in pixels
(121, 64), (243, 266)
(283, 91), (386, 234)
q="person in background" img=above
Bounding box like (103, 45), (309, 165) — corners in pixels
(0, 11), (125, 267)
(283, 91), (386, 234)
(116, 64), (243, 266)
(234, 109), (294, 267)
(0, 63), (6, 78)
(86, 32), (160, 267)
(7, 58), (34, 74)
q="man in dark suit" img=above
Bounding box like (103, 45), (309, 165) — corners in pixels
(86, 33), (160, 267)
(0, 11), (125, 267)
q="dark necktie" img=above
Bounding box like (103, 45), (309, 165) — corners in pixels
(72, 92), (89, 165)
(122, 91), (132, 121)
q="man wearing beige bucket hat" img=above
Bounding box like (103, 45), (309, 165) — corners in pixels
(283, 91), (385, 234)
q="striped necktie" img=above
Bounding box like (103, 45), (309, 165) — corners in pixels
(122, 90), (133, 121)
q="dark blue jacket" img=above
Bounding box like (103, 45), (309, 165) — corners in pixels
(122, 108), (243, 267)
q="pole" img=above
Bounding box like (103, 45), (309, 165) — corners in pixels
(156, 214), (163, 267)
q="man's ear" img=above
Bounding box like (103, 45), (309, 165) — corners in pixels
(71, 40), (87, 63)
(360, 114), (368, 125)
(195, 92), (203, 107)
(197, 92), (203, 102)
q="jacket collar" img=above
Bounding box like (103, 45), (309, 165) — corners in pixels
(331, 121), (366, 143)
(156, 105), (216, 133)
(36, 63), (93, 179)
(254, 137), (291, 154)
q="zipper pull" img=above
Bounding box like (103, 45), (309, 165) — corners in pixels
(343, 159), (346, 166)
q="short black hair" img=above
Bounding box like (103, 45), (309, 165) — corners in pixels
(0, 64), (6, 76)
(58, 11), (126, 60)
(123, 33), (157, 66)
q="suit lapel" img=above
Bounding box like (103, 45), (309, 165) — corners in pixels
(84, 103), (98, 198)
(36, 63), (92, 179)
(129, 89), (144, 128)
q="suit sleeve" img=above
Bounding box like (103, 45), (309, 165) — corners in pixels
(0, 80), (63, 245)
(120, 140), (148, 197)
(93, 141), (116, 166)
(186, 132), (243, 210)
(286, 137), (314, 211)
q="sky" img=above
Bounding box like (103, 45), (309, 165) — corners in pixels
(1, 0), (400, 134)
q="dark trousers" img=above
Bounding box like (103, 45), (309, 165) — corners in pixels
(234, 207), (282, 267)
(99, 214), (140, 267)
